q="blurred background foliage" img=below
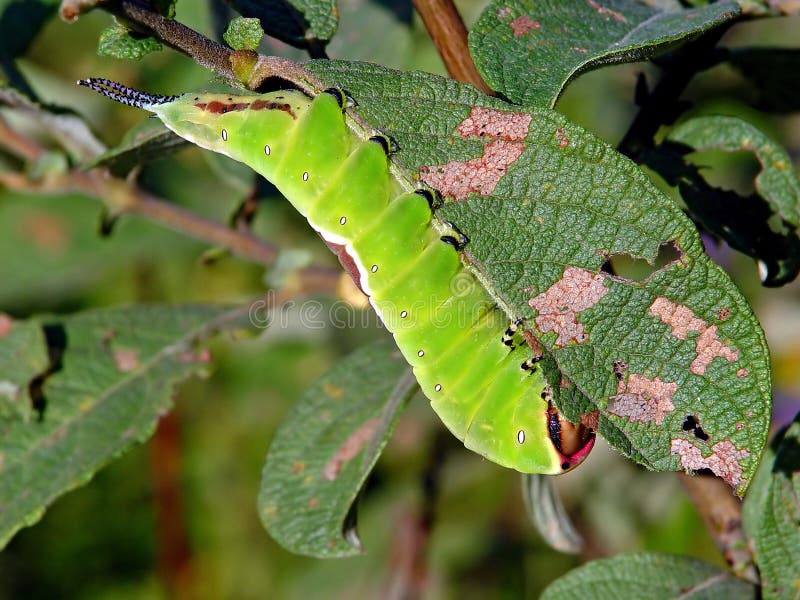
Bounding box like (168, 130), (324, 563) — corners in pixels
(0, 1), (798, 598)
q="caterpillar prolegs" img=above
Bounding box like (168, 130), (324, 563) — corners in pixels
(79, 79), (595, 474)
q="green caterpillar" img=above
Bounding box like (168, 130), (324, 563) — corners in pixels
(79, 78), (594, 474)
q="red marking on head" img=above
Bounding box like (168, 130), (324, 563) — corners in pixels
(648, 297), (739, 375)
(419, 140), (525, 200)
(322, 417), (380, 481)
(509, 15), (540, 37)
(608, 373), (677, 425)
(671, 438), (750, 490)
(528, 266), (609, 347)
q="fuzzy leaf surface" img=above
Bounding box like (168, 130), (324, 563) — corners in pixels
(469, 0), (740, 106)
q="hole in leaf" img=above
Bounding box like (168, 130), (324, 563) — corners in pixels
(601, 241), (682, 282)
(683, 149), (760, 197)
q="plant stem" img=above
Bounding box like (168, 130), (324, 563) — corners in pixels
(412, 0), (493, 94)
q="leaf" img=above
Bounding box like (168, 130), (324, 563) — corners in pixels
(259, 341), (415, 557)
(540, 552), (757, 599)
(468, 0), (741, 107)
(0, 304), (252, 548)
(223, 16), (264, 51)
(83, 118), (187, 176)
(97, 22), (163, 61)
(742, 412), (800, 599)
(0, 315), (49, 423)
(306, 60), (772, 494)
(727, 48), (800, 113)
(666, 114), (800, 286)
(230, 0), (338, 53)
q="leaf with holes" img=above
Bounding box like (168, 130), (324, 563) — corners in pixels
(667, 114), (800, 286)
(468, 0), (740, 106)
(540, 552), (757, 599)
(259, 341), (415, 557)
(305, 61), (771, 494)
(742, 411), (800, 598)
(0, 304), (252, 548)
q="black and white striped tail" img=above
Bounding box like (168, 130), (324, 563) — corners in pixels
(77, 78), (178, 109)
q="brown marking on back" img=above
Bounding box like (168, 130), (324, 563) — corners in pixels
(528, 266), (609, 347)
(648, 297), (739, 375)
(322, 417), (381, 481)
(671, 438), (750, 490)
(193, 99), (297, 119)
(250, 99), (297, 119)
(608, 373), (677, 425)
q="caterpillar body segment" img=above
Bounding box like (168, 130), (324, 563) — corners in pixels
(80, 80), (595, 474)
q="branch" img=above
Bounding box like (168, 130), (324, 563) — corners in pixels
(101, 0), (236, 81)
(412, 0), (493, 94)
(678, 473), (758, 583)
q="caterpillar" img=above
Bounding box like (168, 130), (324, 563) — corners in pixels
(79, 78), (595, 474)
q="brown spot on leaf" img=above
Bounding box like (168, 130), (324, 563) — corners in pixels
(420, 140), (525, 200)
(717, 308), (731, 321)
(178, 349), (211, 363)
(581, 410), (600, 430)
(457, 107), (532, 141)
(737, 369), (748, 378)
(528, 266), (609, 347)
(648, 297), (738, 375)
(291, 462), (305, 473)
(559, 377), (571, 389)
(613, 359), (628, 380)
(307, 497), (318, 509)
(23, 212), (68, 253)
(509, 15), (540, 37)
(671, 438), (750, 490)
(608, 373), (677, 425)
(0, 314), (13, 338)
(322, 417), (380, 481)
(585, 0), (627, 22)
(554, 127), (570, 148)
(496, 7), (512, 18)
(323, 382), (344, 400)
(113, 349), (139, 372)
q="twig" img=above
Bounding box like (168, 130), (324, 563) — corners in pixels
(0, 114), (45, 161)
(103, 0), (235, 81)
(678, 473), (758, 583)
(412, 0), (493, 94)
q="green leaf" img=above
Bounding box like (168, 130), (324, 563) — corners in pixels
(97, 23), (162, 61)
(259, 341), (415, 557)
(230, 0), (338, 53)
(0, 315), (49, 423)
(306, 61), (771, 494)
(540, 552), (757, 599)
(223, 16), (264, 51)
(83, 118), (187, 176)
(742, 412), (800, 599)
(0, 304), (252, 548)
(727, 48), (800, 113)
(468, 0), (741, 107)
(667, 114), (800, 286)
